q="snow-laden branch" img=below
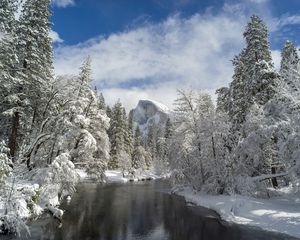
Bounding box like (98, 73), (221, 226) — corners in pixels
(251, 172), (288, 182)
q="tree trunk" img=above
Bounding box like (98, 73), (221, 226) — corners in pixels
(48, 140), (56, 164)
(30, 107), (37, 131)
(211, 135), (216, 160)
(8, 112), (19, 162)
(197, 141), (205, 184)
(271, 166), (278, 188)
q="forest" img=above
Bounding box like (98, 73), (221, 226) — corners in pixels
(0, 0), (300, 237)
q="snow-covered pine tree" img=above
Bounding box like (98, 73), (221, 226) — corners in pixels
(134, 126), (142, 146)
(98, 91), (106, 110)
(108, 101), (129, 169)
(280, 40), (300, 95)
(123, 108), (133, 158)
(146, 124), (158, 164)
(216, 87), (230, 113)
(132, 126), (149, 171)
(0, 0), (20, 160)
(228, 15), (277, 133)
(224, 16), (283, 193)
(154, 118), (172, 174)
(228, 52), (247, 132)
(16, 0), (53, 134)
(6, 0), (54, 161)
(164, 118), (172, 140)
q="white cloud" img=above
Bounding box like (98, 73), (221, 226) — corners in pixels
(50, 30), (64, 43)
(52, 0), (75, 8)
(278, 15), (300, 27)
(53, 1), (289, 110)
(54, 11), (247, 110)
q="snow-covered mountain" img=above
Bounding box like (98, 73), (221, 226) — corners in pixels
(130, 99), (171, 134)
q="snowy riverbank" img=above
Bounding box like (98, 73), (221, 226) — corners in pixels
(105, 170), (161, 183)
(77, 169), (165, 183)
(176, 187), (300, 239)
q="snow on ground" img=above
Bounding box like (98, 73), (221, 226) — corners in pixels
(105, 170), (129, 183)
(177, 187), (300, 239)
(76, 168), (163, 183)
(105, 170), (160, 183)
(76, 169), (88, 180)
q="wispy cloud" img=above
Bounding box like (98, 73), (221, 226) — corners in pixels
(50, 30), (64, 43)
(53, 0), (295, 110)
(52, 0), (75, 8)
(54, 10), (247, 110)
(278, 15), (300, 27)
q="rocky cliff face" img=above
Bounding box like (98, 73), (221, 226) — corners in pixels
(130, 99), (171, 134)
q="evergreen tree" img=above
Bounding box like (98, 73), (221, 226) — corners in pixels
(0, 0), (20, 158)
(98, 92), (106, 110)
(228, 53), (248, 131)
(228, 15), (278, 132)
(164, 118), (173, 140)
(4, 0), (54, 160)
(154, 118), (172, 174)
(132, 126), (148, 170)
(123, 108), (133, 157)
(280, 40), (300, 94)
(146, 124), (157, 163)
(17, 0), (53, 130)
(216, 87), (230, 113)
(108, 101), (128, 169)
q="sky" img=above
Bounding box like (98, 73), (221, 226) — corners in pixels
(50, 0), (300, 110)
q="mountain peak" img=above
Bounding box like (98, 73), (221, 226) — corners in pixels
(131, 99), (171, 134)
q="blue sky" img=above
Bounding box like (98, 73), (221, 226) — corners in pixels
(52, 0), (223, 45)
(50, 0), (300, 109)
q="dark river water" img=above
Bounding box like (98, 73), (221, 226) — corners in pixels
(7, 180), (298, 240)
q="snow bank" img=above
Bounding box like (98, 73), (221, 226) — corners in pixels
(105, 170), (161, 183)
(177, 188), (300, 238)
(105, 170), (129, 183)
(76, 169), (88, 180)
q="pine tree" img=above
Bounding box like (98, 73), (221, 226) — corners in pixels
(17, 0), (53, 131)
(5, 0), (54, 160)
(123, 108), (133, 157)
(0, 0), (20, 159)
(134, 126), (142, 147)
(154, 118), (172, 174)
(98, 92), (106, 110)
(0, 0), (16, 32)
(108, 101), (128, 169)
(280, 40), (300, 94)
(146, 124), (157, 163)
(164, 118), (172, 139)
(228, 53), (248, 131)
(228, 15), (278, 132)
(132, 126), (148, 170)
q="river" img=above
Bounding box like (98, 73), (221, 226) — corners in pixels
(8, 180), (297, 240)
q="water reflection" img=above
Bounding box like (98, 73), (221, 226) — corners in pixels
(10, 181), (297, 240)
